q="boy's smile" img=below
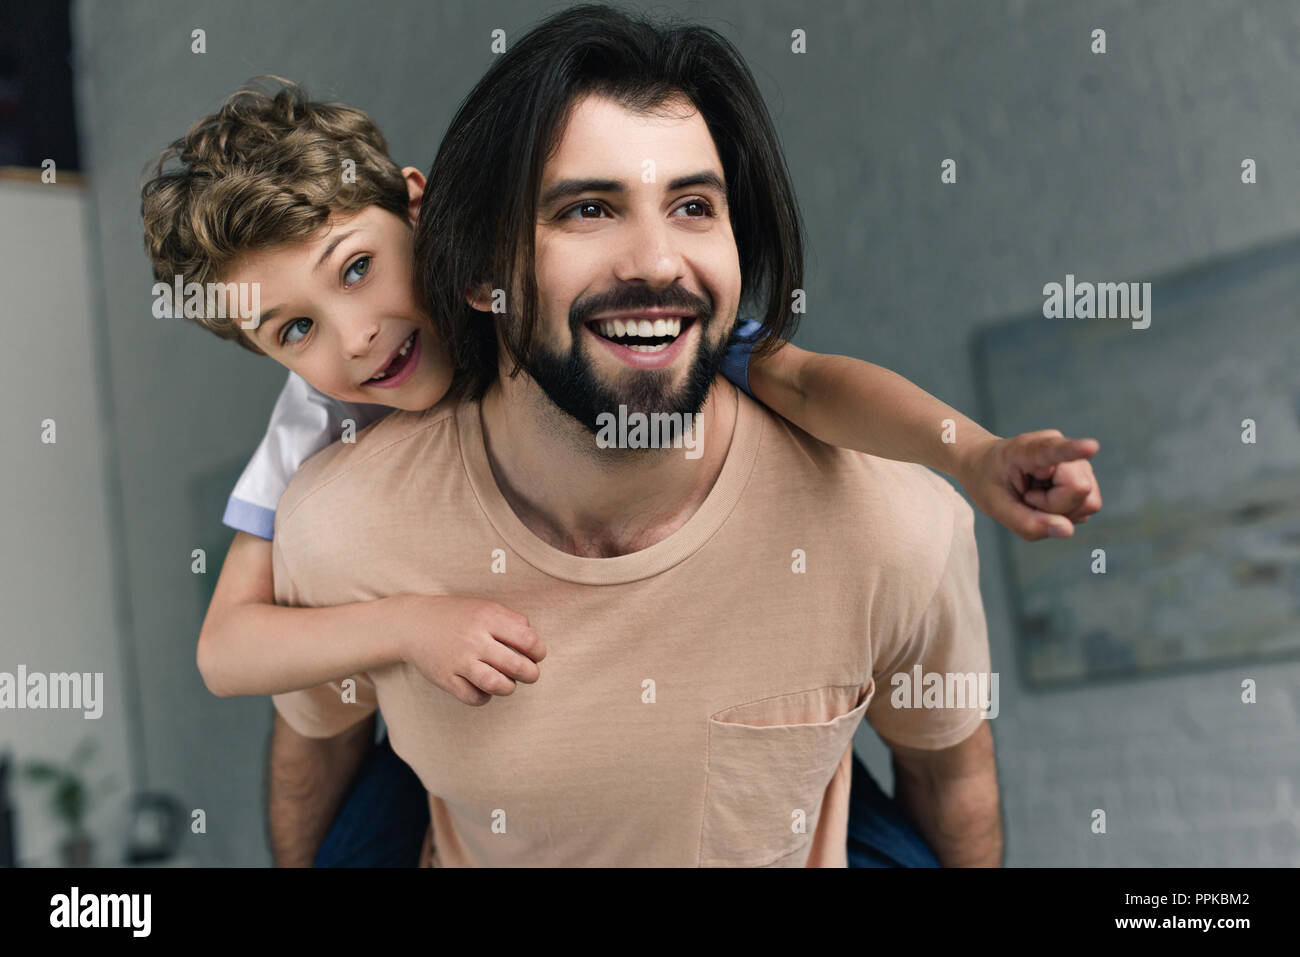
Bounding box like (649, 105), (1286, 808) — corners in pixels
(362, 327), (421, 388)
(222, 174), (453, 411)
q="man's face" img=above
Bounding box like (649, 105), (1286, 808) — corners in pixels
(515, 92), (742, 432)
(225, 201), (453, 412)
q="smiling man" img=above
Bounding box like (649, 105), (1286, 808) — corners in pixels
(462, 90), (744, 561)
(520, 98), (733, 432)
(268, 4), (1000, 867)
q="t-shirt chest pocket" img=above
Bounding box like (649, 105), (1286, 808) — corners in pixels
(698, 681), (873, 867)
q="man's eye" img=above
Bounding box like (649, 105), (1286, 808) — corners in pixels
(344, 256), (371, 285)
(562, 202), (608, 220)
(281, 317), (312, 345)
(674, 199), (715, 218)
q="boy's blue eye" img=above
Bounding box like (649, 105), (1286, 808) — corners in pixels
(281, 317), (312, 345)
(344, 256), (371, 285)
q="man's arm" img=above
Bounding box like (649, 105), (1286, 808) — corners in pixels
(888, 721), (1002, 867)
(266, 709), (375, 867)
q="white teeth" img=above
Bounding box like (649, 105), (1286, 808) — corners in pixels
(368, 332), (416, 382)
(627, 342), (669, 353)
(593, 316), (687, 343)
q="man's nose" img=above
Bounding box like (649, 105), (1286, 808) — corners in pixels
(612, 216), (686, 288)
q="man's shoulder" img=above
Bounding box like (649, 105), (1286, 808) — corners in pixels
(274, 397), (462, 538)
(749, 397), (974, 569)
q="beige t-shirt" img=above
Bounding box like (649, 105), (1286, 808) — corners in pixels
(271, 384), (990, 867)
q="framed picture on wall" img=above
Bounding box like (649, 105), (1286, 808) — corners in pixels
(973, 236), (1300, 687)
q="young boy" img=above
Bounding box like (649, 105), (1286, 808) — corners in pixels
(141, 79), (1100, 704)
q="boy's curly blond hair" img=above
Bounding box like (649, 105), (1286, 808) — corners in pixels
(140, 77), (410, 354)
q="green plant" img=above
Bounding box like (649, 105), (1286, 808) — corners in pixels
(22, 738), (116, 839)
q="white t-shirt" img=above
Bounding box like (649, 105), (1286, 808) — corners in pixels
(221, 371), (393, 540)
(222, 319), (766, 540)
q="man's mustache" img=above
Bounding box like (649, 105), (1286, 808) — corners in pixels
(569, 284), (714, 332)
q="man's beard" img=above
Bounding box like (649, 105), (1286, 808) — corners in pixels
(509, 287), (732, 437)
(522, 326), (731, 437)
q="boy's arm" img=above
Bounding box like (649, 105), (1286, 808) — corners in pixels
(197, 532), (407, 697)
(747, 341), (994, 473)
(747, 341), (1102, 540)
(198, 532), (546, 700)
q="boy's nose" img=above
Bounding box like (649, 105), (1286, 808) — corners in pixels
(343, 318), (383, 359)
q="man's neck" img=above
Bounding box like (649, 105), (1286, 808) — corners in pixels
(478, 376), (738, 558)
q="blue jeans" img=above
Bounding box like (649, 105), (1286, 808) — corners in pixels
(845, 745), (941, 867)
(314, 734), (940, 868)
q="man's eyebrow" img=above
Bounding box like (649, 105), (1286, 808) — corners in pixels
(539, 178), (623, 208)
(665, 170), (726, 196)
(538, 170), (727, 208)
(314, 229), (358, 271)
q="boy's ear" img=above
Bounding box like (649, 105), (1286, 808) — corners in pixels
(402, 166), (426, 225)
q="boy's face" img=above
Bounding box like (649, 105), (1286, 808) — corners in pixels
(225, 173), (452, 411)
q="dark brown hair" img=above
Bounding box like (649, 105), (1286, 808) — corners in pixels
(416, 4), (805, 399)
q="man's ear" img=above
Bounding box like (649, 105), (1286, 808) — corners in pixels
(465, 282), (495, 312)
(402, 166), (427, 225)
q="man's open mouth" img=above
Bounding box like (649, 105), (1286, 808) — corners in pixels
(586, 316), (694, 354)
(366, 330), (419, 384)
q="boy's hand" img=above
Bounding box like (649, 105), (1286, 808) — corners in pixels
(957, 430), (1102, 541)
(387, 594), (546, 706)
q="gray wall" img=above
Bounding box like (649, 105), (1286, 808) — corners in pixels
(67, 0), (1300, 865)
(0, 179), (134, 866)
